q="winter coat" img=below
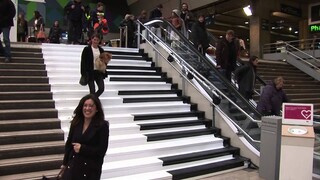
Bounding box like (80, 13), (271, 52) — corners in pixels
(49, 26), (62, 43)
(234, 63), (256, 99)
(64, 1), (85, 21)
(0, 0), (16, 28)
(256, 82), (289, 116)
(81, 45), (105, 81)
(216, 38), (238, 70)
(62, 120), (109, 180)
(190, 21), (209, 50)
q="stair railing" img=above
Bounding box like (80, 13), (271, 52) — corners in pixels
(282, 41), (320, 69)
(137, 19), (262, 144)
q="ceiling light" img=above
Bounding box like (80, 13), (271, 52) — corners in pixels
(289, 27), (292, 31)
(24, 0), (46, 2)
(294, 31), (298, 34)
(243, 5), (252, 16)
(244, 21), (249, 24)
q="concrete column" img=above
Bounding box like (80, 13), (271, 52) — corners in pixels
(249, 0), (273, 57)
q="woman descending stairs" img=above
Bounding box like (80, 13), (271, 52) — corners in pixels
(42, 43), (250, 180)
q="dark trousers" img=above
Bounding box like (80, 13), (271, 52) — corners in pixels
(67, 20), (82, 43)
(0, 27), (11, 59)
(17, 33), (26, 42)
(88, 71), (105, 97)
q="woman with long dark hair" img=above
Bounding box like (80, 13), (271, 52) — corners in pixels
(60, 94), (109, 180)
(234, 55), (259, 99)
(81, 33), (110, 97)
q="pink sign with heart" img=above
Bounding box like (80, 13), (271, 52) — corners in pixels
(283, 104), (312, 120)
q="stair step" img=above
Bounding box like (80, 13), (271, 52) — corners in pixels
(119, 89), (182, 96)
(139, 120), (205, 130)
(0, 63), (46, 70)
(0, 99), (55, 110)
(0, 76), (49, 84)
(11, 47), (42, 53)
(10, 51), (43, 58)
(107, 71), (164, 76)
(134, 111), (205, 121)
(0, 129), (64, 145)
(0, 91), (52, 100)
(108, 66), (159, 71)
(160, 146), (240, 166)
(110, 77), (171, 83)
(0, 69), (46, 76)
(0, 118), (61, 132)
(168, 157), (246, 180)
(0, 108), (58, 121)
(0, 154), (63, 176)
(0, 141), (64, 160)
(123, 96), (188, 103)
(0, 84), (50, 92)
(145, 128), (220, 141)
(0, 169), (60, 180)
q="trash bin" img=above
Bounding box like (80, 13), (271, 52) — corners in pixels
(110, 39), (120, 47)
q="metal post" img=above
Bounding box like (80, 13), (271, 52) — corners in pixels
(137, 21), (140, 48)
(125, 26), (128, 48)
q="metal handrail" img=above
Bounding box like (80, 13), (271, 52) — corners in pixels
(283, 41), (320, 65)
(137, 19), (262, 142)
(287, 51), (320, 71)
(140, 19), (262, 119)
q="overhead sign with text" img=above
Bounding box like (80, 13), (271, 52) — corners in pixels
(309, 2), (320, 25)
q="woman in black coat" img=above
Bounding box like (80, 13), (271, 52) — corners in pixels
(234, 55), (259, 99)
(60, 94), (109, 180)
(81, 33), (106, 97)
(190, 15), (209, 55)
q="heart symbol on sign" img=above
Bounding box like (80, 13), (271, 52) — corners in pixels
(301, 110), (311, 119)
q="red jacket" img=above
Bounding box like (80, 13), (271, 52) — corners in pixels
(94, 18), (109, 34)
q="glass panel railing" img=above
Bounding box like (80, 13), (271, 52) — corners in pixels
(139, 19), (262, 149)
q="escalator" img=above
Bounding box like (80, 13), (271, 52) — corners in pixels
(138, 18), (320, 178)
(140, 19), (262, 150)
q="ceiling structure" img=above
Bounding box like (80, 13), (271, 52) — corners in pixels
(191, 0), (319, 45)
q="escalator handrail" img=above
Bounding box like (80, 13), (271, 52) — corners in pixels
(140, 18), (263, 119)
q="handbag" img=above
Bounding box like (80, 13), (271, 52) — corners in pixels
(41, 167), (65, 180)
(79, 75), (88, 86)
(37, 25), (46, 39)
(95, 58), (107, 73)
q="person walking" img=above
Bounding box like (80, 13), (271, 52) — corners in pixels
(256, 76), (289, 116)
(0, 0), (16, 63)
(216, 30), (239, 82)
(59, 94), (109, 180)
(33, 10), (45, 42)
(64, 0), (85, 44)
(149, 4), (163, 39)
(80, 33), (108, 97)
(48, 20), (62, 44)
(190, 15), (209, 55)
(17, 13), (28, 42)
(180, 3), (194, 32)
(234, 56), (259, 100)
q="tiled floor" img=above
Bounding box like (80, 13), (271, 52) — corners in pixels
(198, 169), (320, 180)
(198, 169), (264, 180)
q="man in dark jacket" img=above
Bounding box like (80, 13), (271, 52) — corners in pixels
(0, 0), (16, 63)
(64, 0), (85, 44)
(149, 4), (163, 39)
(234, 56), (259, 99)
(190, 15), (209, 55)
(180, 3), (195, 31)
(256, 76), (289, 116)
(216, 30), (239, 82)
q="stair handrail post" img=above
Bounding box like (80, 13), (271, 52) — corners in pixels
(137, 21), (140, 48)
